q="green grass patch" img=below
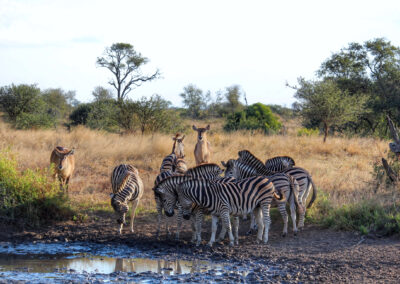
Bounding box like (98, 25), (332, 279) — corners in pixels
(307, 191), (400, 236)
(0, 149), (73, 227)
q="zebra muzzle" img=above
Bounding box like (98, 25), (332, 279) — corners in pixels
(165, 210), (174, 217)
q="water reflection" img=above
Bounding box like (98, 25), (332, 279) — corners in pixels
(0, 255), (225, 275)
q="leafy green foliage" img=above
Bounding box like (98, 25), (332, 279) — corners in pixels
(293, 78), (367, 141)
(180, 84), (209, 118)
(297, 127), (319, 137)
(0, 150), (73, 226)
(224, 103), (281, 134)
(307, 191), (400, 236)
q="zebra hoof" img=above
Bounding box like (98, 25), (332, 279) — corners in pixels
(281, 232), (287, 238)
(207, 242), (214, 247)
(229, 242), (234, 247)
(256, 239), (262, 244)
(245, 230), (252, 236)
(294, 231), (298, 236)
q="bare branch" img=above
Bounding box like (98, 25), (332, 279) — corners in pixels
(382, 158), (398, 182)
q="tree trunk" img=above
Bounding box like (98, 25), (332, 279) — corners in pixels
(323, 122), (328, 143)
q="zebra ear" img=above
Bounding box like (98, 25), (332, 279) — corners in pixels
(110, 193), (115, 198)
(154, 187), (165, 194)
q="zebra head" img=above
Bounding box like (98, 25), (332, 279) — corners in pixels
(154, 182), (177, 217)
(54, 147), (75, 170)
(111, 197), (128, 225)
(192, 125), (210, 141)
(221, 159), (236, 178)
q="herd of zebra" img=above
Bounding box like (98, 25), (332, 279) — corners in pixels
(108, 125), (317, 247)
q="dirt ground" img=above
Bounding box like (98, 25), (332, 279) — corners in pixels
(1, 211), (399, 283)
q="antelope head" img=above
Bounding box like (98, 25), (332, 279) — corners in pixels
(192, 125), (210, 142)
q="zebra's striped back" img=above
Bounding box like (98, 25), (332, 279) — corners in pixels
(237, 150), (272, 175)
(265, 156), (295, 173)
(111, 164), (138, 194)
(160, 153), (177, 173)
(185, 163), (223, 180)
(283, 166), (316, 208)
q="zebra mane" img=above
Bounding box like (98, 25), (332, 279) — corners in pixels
(185, 163), (222, 177)
(155, 174), (188, 189)
(237, 150), (269, 175)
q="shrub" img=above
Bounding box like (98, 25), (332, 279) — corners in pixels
(297, 127), (320, 137)
(307, 191), (400, 236)
(0, 150), (73, 226)
(15, 112), (56, 129)
(224, 103), (281, 134)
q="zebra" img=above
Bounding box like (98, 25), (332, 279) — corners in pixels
(265, 156), (295, 173)
(153, 170), (176, 238)
(231, 150), (317, 230)
(174, 156), (187, 174)
(160, 133), (185, 173)
(222, 159), (303, 236)
(154, 163), (231, 245)
(176, 176), (284, 246)
(110, 164), (144, 234)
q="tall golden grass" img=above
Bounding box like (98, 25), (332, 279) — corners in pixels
(0, 120), (391, 211)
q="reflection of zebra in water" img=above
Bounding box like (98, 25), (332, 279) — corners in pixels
(110, 164), (144, 234)
(176, 176), (283, 246)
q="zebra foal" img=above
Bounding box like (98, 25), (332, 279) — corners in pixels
(110, 164), (144, 234)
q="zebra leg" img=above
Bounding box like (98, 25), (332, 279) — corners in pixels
(220, 211), (234, 246)
(298, 183), (311, 229)
(254, 207), (264, 243)
(233, 216), (239, 245)
(261, 203), (272, 244)
(217, 216), (227, 242)
(289, 194), (298, 235)
(130, 199), (139, 233)
(195, 209), (203, 246)
(119, 213), (125, 235)
(246, 212), (257, 235)
(208, 215), (219, 247)
(155, 201), (162, 238)
(191, 218), (197, 243)
(277, 201), (288, 237)
(175, 205), (183, 240)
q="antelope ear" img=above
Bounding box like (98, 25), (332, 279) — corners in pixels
(192, 125), (198, 131)
(172, 136), (177, 141)
(182, 135), (185, 140)
(221, 161), (227, 167)
(68, 149), (75, 155)
(206, 125), (210, 130)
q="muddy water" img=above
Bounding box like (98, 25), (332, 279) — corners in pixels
(0, 242), (277, 283)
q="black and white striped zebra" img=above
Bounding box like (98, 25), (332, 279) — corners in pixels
(110, 164), (144, 234)
(153, 170), (176, 238)
(222, 159), (302, 236)
(176, 176), (283, 246)
(160, 153), (176, 173)
(265, 156), (295, 173)
(230, 150), (316, 230)
(174, 156), (187, 174)
(154, 163), (231, 245)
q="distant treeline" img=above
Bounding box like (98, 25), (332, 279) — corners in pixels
(0, 84), (286, 135)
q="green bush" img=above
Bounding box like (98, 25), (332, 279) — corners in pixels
(307, 191), (400, 236)
(297, 127), (320, 137)
(0, 150), (73, 226)
(224, 103), (281, 134)
(15, 112), (56, 129)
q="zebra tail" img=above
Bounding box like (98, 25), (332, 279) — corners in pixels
(273, 185), (285, 201)
(307, 176), (317, 209)
(289, 175), (304, 215)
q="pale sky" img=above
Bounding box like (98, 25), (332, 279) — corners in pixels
(1, 0), (400, 107)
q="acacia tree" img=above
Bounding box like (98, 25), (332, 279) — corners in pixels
(180, 84), (209, 118)
(96, 43), (160, 101)
(293, 78), (367, 142)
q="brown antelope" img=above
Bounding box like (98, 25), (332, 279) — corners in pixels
(50, 146), (75, 193)
(192, 125), (211, 165)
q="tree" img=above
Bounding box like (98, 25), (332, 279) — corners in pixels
(42, 88), (76, 120)
(180, 84), (209, 118)
(91, 86), (114, 101)
(224, 85), (244, 114)
(317, 38), (400, 135)
(96, 43), (160, 101)
(0, 84), (43, 122)
(293, 78), (367, 142)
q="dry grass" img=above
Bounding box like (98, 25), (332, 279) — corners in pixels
(0, 120), (392, 212)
